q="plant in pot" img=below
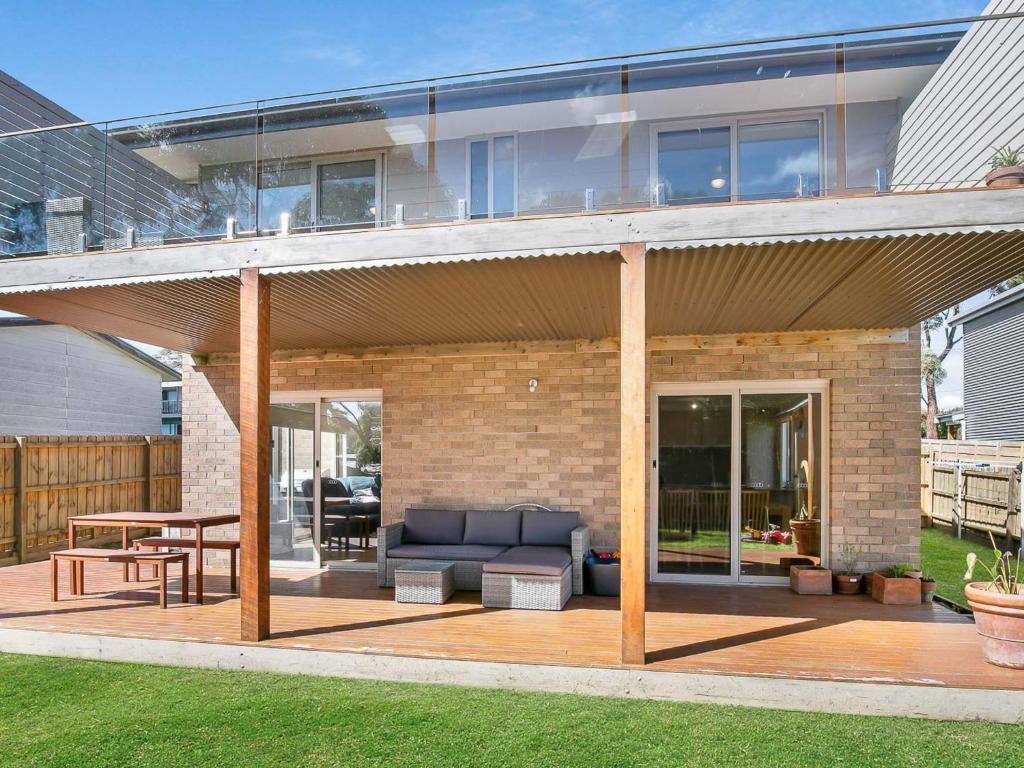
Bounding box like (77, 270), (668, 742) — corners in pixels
(985, 145), (1024, 188)
(832, 543), (861, 595)
(964, 533), (1023, 669)
(920, 574), (936, 604)
(789, 460), (820, 557)
(870, 563), (922, 605)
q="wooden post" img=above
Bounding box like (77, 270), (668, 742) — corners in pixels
(13, 437), (27, 564)
(619, 242), (646, 665)
(1006, 467), (1018, 549)
(143, 436), (154, 512)
(240, 268), (271, 642)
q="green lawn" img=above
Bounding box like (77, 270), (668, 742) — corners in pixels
(0, 653), (1018, 767)
(919, 526), (989, 609)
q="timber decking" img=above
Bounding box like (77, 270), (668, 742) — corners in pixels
(0, 560), (1020, 691)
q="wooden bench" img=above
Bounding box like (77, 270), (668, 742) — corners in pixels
(50, 548), (189, 608)
(132, 536), (239, 593)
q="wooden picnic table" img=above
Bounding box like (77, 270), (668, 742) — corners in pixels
(67, 511), (240, 604)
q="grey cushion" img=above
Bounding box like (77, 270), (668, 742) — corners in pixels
(463, 510), (521, 547)
(482, 546), (572, 576)
(387, 543), (508, 561)
(520, 510), (580, 547)
(402, 509), (465, 545)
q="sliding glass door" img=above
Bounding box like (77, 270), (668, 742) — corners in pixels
(652, 382), (827, 584)
(270, 391), (382, 569)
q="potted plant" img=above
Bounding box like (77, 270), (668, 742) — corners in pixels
(920, 574), (936, 604)
(984, 145), (1024, 188)
(789, 461), (820, 557)
(832, 543), (861, 595)
(964, 533), (1023, 669)
(870, 563), (922, 605)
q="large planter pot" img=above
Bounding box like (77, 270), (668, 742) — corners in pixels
(790, 565), (832, 595)
(985, 166), (1024, 188)
(870, 572), (921, 605)
(789, 519), (821, 557)
(965, 583), (1024, 669)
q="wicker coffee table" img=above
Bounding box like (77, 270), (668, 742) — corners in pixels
(394, 561), (455, 604)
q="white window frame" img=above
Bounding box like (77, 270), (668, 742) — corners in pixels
(649, 379), (830, 586)
(270, 389), (384, 571)
(465, 133), (519, 219)
(649, 110), (826, 205)
(310, 151), (385, 230)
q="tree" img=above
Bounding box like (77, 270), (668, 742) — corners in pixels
(991, 274), (1024, 295)
(921, 306), (961, 439)
(152, 348), (182, 371)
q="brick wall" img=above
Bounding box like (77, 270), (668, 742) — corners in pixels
(182, 328), (920, 571)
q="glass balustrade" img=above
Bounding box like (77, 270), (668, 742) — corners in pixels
(0, 16), (1013, 259)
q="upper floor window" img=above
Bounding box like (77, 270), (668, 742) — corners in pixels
(654, 116), (822, 206)
(468, 135), (516, 219)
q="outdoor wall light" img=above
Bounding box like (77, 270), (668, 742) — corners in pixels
(528, 378), (539, 393)
(710, 177), (727, 189)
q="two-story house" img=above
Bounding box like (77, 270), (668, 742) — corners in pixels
(1, 8), (1023, 658)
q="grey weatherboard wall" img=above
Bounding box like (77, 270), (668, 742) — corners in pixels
(961, 291), (1024, 440)
(0, 324), (166, 435)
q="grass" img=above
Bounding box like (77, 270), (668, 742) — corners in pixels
(920, 526), (988, 609)
(0, 653), (1018, 767)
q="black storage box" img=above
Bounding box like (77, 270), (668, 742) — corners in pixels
(585, 557), (621, 596)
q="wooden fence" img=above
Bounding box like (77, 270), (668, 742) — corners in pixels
(0, 435), (181, 566)
(921, 439), (1022, 543)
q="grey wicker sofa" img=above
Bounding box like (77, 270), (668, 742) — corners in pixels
(378, 506), (589, 600)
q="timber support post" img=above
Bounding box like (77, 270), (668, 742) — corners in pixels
(619, 242), (647, 665)
(239, 268), (271, 641)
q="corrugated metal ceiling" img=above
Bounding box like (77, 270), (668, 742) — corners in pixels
(3, 229), (1024, 354)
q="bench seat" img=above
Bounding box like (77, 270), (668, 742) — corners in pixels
(133, 536), (239, 593)
(50, 548), (189, 608)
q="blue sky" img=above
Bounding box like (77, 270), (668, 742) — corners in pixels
(1, 0), (991, 406)
(2, 0), (988, 121)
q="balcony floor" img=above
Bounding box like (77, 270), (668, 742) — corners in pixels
(0, 560), (1020, 695)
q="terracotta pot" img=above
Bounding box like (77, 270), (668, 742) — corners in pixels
(789, 519), (821, 557)
(985, 166), (1024, 188)
(790, 565), (832, 595)
(965, 583), (1024, 669)
(870, 572), (921, 605)
(921, 580), (936, 604)
(833, 573), (861, 595)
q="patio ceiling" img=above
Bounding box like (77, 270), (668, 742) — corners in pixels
(2, 227), (1024, 354)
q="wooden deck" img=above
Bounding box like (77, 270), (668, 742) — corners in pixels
(0, 560), (1021, 691)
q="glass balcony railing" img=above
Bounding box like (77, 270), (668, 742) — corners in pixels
(0, 14), (1017, 259)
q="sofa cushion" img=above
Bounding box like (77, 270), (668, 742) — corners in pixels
(520, 510), (580, 547)
(402, 509), (465, 545)
(387, 544), (508, 562)
(463, 510), (521, 547)
(482, 546), (572, 576)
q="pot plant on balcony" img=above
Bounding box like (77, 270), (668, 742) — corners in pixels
(984, 145), (1024, 188)
(832, 543), (862, 595)
(964, 533), (1024, 669)
(870, 563), (922, 605)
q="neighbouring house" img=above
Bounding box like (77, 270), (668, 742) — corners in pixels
(162, 381), (182, 435)
(1, 8), (1023, 659)
(950, 284), (1024, 440)
(937, 407), (966, 439)
(0, 318), (180, 435)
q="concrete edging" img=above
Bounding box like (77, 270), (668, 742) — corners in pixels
(0, 627), (1021, 724)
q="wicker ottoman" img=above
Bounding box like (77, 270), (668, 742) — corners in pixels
(482, 567), (572, 610)
(394, 561), (455, 604)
